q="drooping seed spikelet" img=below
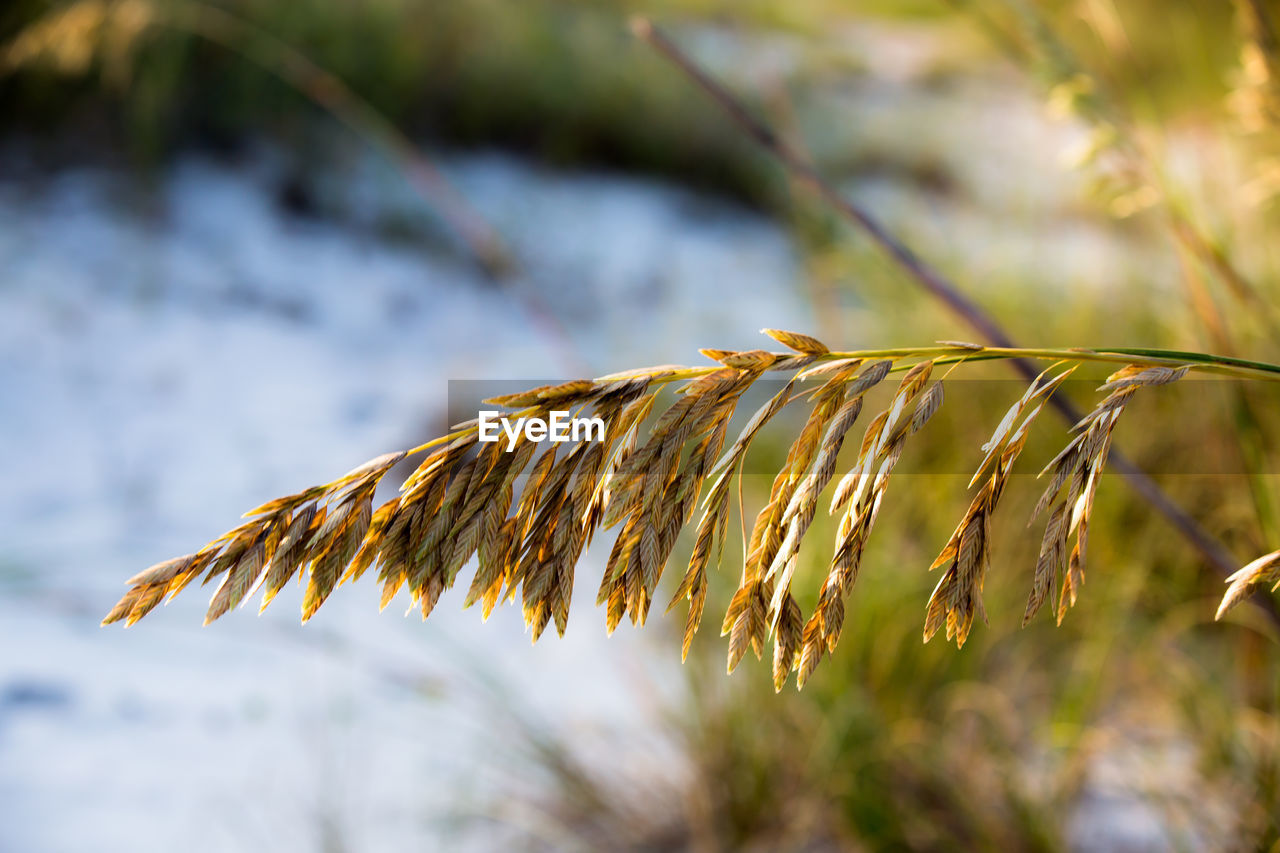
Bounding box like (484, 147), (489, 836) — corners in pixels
(102, 337), (1245, 691)
(1216, 549), (1280, 620)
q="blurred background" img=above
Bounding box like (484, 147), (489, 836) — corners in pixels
(2, 0), (1279, 850)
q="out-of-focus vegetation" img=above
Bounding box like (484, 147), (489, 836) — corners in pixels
(413, 2), (1278, 849)
(7, 0), (1280, 849)
(2, 0), (778, 202)
(474, 369), (1280, 848)
(0, 0), (1258, 204)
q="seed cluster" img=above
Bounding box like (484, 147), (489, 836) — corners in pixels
(104, 331), (1272, 689)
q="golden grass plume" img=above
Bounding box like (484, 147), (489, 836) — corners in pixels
(104, 332), (1280, 689)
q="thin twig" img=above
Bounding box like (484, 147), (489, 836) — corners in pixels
(394, 343), (1280, 473)
(167, 2), (513, 277)
(630, 17), (1280, 628)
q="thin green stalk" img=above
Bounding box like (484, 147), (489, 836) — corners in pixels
(402, 344), (1280, 459)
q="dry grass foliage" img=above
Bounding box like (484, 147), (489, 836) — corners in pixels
(104, 332), (1280, 689)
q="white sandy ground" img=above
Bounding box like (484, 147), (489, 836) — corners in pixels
(0, 149), (808, 852)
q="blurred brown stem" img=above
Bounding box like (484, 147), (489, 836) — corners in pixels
(631, 16), (1280, 629)
(169, 2), (513, 278)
